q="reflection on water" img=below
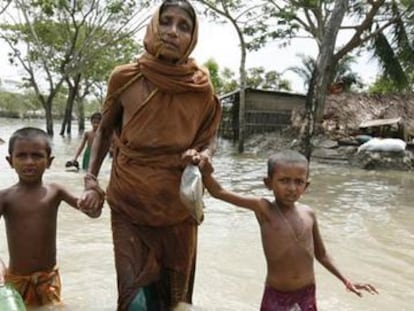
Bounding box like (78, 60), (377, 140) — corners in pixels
(1, 118), (414, 310)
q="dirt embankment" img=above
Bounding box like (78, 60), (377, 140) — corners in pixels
(317, 93), (414, 139)
(246, 93), (414, 170)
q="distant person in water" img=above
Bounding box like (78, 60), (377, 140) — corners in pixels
(198, 149), (378, 310)
(67, 112), (102, 171)
(0, 127), (102, 307)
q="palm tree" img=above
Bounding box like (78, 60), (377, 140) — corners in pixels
(288, 54), (315, 90)
(288, 53), (363, 91)
(372, 0), (414, 93)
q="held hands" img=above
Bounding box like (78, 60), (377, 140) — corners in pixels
(345, 280), (378, 297)
(181, 149), (214, 175)
(77, 190), (103, 218)
(77, 173), (105, 218)
(182, 149), (201, 166)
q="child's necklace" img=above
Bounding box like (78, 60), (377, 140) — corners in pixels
(274, 202), (313, 256)
(274, 202), (305, 242)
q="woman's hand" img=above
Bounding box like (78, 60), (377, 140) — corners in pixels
(77, 189), (104, 218)
(181, 149), (201, 166)
(78, 173), (105, 218)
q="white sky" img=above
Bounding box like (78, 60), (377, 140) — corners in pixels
(0, 16), (381, 94)
(194, 17), (381, 93)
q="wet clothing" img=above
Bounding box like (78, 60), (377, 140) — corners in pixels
(82, 145), (91, 170)
(112, 210), (197, 310)
(101, 5), (221, 311)
(260, 284), (317, 311)
(5, 267), (62, 307)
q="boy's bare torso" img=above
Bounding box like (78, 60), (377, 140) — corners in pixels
(259, 199), (315, 291)
(85, 131), (97, 148)
(0, 183), (63, 275)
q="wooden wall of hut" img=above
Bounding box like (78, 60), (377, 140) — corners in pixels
(218, 88), (305, 141)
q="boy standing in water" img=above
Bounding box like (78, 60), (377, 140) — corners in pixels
(198, 149), (378, 310)
(0, 127), (102, 307)
(68, 112), (102, 171)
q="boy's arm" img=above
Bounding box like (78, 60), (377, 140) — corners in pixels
(72, 133), (88, 161)
(55, 183), (102, 218)
(312, 211), (378, 296)
(200, 161), (264, 214)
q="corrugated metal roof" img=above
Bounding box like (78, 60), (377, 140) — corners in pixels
(219, 88), (306, 100)
(359, 117), (402, 128)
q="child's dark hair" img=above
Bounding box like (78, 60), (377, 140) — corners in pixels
(8, 127), (52, 156)
(160, 0), (196, 25)
(90, 112), (102, 121)
(267, 150), (309, 178)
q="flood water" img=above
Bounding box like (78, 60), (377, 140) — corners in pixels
(0, 117), (413, 311)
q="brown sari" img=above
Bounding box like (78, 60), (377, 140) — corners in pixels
(102, 5), (222, 310)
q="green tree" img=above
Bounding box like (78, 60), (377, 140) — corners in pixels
(369, 76), (401, 94)
(252, 0), (403, 159)
(371, 0), (414, 93)
(0, 89), (49, 117)
(245, 67), (291, 91)
(289, 53), (363, 91)
(260, 0), (400, 123)
(301, 0), (348, 159)
(220, 67), (239, 95)
(0, 0), (148, 135)
(203, 62), (291, 95)
(287, 54), (315, 90)
(196, 0), (267, 152)
(203, 58), (223, 93)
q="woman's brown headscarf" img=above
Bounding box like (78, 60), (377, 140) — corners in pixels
(103, 0), (210, 104)
(144, 0), (198, 64)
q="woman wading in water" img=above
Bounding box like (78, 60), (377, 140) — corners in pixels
(78, 1), (222, 310)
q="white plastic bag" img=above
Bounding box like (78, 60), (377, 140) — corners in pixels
(357, 138), (406, 153)
(179, 164), (205, 225)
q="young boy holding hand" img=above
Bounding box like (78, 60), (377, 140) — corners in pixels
(0, 127), (102, 307)
(197, 149), (378, 310)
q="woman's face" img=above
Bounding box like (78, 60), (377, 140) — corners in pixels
(158, 6), (194, 63)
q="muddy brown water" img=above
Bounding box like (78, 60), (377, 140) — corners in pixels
(0, 118), (413, 310)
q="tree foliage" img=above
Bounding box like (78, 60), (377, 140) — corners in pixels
(0, 88), (64, 117)
(203, 58), (291, 95)
(372, 0), (414, 93)
(289, 53), (363, 91)
(196, 0), (396, 154)
(245, 67), (291, 91)
(0, 0), (148, 135)
(203, 58), (223, 93)
(257, 0), (399, 120)
(195, 0), (268, 152)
